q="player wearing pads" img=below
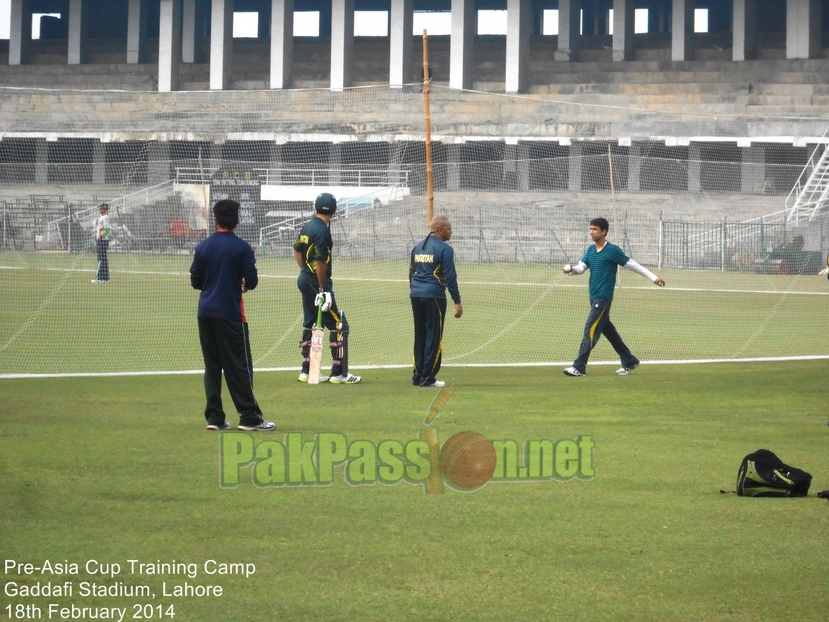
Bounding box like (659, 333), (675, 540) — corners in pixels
(562, 217), (665, 377)
(92, 204), (111, 283)
(293, 193), (361, 384)
(409, 216), (463, 388)
(190, 199), (274, 431)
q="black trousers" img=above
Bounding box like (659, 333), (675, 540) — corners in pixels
(411, 297), (446, 386)
(572, 298), (638, 373)
(198, 317), (264, 427)
(297, 273), (349, 377)
(95, 239), (109, 281)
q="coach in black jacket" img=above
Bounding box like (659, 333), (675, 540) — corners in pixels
(190, 199), (274, 432)
(409, 215), (463, 388)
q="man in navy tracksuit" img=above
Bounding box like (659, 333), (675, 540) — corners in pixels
(409, 215), (463, 388)
(190, 199), (274, 431)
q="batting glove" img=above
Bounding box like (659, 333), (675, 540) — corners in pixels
(820, 268), (829, 276)
(315, 292), (332, 312)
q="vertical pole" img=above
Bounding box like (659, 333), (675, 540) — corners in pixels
(658, 213), (663, 270)
(423, 31), (434, 226)
(608, 144), (621, 286)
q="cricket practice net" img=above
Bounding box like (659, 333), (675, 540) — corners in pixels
(0, 85), (827, 376)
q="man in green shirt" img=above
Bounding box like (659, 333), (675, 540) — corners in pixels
(562, 218), (665, 377)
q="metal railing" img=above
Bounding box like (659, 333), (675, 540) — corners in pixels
(174, 166), (220, 184)
(254, 167), (409, 188)
(43, 180), (180, 251)
(784, 127), (829, 224)
(661, 219), (803, 271)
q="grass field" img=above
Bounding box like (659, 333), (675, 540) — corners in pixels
(1, 251), (828, 376)
(2, 362), (828, 621)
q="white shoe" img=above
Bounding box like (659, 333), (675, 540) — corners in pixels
(421, 380), (446, 388)
(237, 420), (275, 431)
(330, 373), (361, 384)
(615, 362), (640, 376)
(298, 372), (329, 383)
(563, 367), (585, 377)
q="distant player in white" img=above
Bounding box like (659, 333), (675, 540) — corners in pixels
(92, 204), (111, 283)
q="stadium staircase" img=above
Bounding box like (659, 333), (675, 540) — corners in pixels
(784, 139), (829, 225)
(41, 169), (208, 251)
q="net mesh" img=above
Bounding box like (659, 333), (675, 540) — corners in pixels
(0, 84), (827, 376)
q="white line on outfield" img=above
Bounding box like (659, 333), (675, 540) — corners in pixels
(1, 265), (826, 296)
(2, 356), (828, 379)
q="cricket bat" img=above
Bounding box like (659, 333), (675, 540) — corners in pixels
(308, 302), (324, 385)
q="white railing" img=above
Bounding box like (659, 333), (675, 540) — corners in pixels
(175, 166), (220, 184)
(784, 127), (829, 224)
(254, 167), (409, 188)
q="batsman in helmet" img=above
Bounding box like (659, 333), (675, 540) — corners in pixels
(293, 193), (362, 384)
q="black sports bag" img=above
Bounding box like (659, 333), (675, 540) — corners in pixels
(736, 449), (812, 497)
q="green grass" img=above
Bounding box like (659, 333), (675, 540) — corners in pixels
(1, 252), (828, 375)
(2, 362), (828, 620)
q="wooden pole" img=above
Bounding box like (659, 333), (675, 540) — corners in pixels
(423, 30), (434, 226)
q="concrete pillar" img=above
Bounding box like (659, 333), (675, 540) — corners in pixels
(627, 143), (641, 192)
(555, 0), (581, 61)
(35, 139), (48, 185)
(271, 0), (294, 89)
(741, 144), (766, 194)
(517, 143), (530, 192)
(331, 0), (355, 90)
(387, 142), (405, 186)
(671, 0), (694, 61)
(147, 142), (171, 186)
(786, 0), (821, 60)
(208, 143), (223, 171)
(127, 0), (149, 63)
(181, 0), (196, 63)
(450, 0), (474, 90)
(68, 0), (89, 65)
(9, 0), (32, 65)
(612, 0), (635, 62)
(210, 0), (234, 90)
(329, 144), (342, 186)
(390, 0), (413, 87)
(446, 144), (461, 191)
(688, 143), (701, 193)
(504, 144), (517, 188)
(92, 142), (106, 185)
(732, 0), (757, 61)
(158, 0), (183, 92)
(506, 0), (531, 93)
(268, 143), (283, 183)
(568, 143), (583, 192)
